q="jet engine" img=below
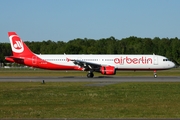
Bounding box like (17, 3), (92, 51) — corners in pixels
(100, 66), (116, 75)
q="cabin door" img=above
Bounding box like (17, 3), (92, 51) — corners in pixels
(153, 56), (158, 65)
(32, 56), (37, 65)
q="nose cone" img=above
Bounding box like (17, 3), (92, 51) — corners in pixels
(169, 62), (175, 68)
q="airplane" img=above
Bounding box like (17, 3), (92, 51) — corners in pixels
(5, 32), (175, 78)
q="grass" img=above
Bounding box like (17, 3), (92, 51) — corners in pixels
(1, 82), (180, 118)
(0, 68), (180, 118)
(0, 68), (180, 77)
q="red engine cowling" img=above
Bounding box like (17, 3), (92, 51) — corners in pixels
(100, 66), (116, 75)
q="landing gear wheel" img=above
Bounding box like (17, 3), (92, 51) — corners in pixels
(154, 74), (157, 78)
(87, 73), (94, 78)
(153, 70), (157, 78)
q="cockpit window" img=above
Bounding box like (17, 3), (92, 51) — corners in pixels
(163, 59), (169, 61)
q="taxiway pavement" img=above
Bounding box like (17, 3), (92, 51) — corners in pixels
(0, 76), (180, 82)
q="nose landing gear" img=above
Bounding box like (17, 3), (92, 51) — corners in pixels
(154, 70), (157, 78)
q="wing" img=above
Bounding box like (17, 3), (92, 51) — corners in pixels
(70, 59), (101, 71)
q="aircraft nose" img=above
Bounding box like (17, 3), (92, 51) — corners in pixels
(170, 62), (175, 68)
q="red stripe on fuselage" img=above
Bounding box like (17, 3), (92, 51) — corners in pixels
(22, 56), (83, 70)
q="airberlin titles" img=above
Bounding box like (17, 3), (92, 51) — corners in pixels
(114, 56), (152, 64)
(66, 56), (152, 64)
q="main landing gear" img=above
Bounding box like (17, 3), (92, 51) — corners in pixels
(87, 71), (94, 78)
(154, 70), (157, 78)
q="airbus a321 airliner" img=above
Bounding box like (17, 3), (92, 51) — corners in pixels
(5, 32), (175, 78)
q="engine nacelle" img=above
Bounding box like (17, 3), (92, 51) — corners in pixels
(100, 66), (116, 75)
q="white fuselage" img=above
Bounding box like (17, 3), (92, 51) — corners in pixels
(36, 54), (175, 70)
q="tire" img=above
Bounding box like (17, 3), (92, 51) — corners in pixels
(87, 73), (94, 78)
(154, 74), (157, 78)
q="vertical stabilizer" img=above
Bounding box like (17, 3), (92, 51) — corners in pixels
(8, 32), (34, 57)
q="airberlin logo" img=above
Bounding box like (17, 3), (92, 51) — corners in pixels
(114, 56), (152, 64)
(9, 35), (24, 53)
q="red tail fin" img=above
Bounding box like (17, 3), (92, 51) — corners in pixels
(8, 32), (34, 57)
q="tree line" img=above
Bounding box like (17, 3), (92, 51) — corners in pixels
(0, 36), (180, 66)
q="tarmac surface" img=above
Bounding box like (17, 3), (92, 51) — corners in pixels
(0, 76), (180, 82)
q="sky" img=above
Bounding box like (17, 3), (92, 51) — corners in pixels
(1, 0), (180, 42)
